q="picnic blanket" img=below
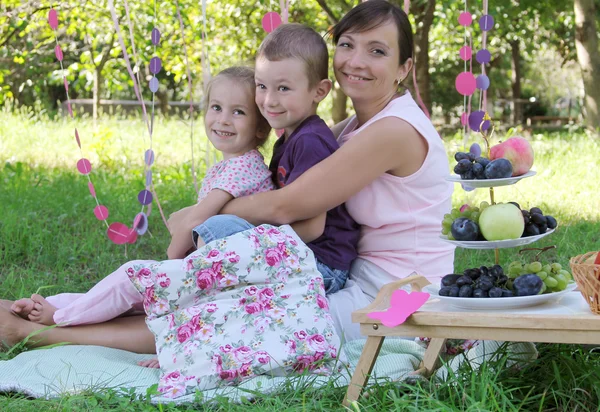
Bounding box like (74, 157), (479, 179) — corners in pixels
(0, 339), (537, 403)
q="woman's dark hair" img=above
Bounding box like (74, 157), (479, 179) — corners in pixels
(332, 0), (414, 66)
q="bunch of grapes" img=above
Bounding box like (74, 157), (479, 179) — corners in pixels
(519, 206), (558, 237)
(441, 201), (490, 239)
(440, 264), (513, 298)
(507, 261), (572, 293)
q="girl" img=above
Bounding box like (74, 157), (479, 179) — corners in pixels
(10, 66), (277, 328)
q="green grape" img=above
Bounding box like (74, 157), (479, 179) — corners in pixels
(441, 227), (449, 235)
(447, 233), (455, 240)
(555, 273), (567, 283)
(443, 216), (454, 226)
(536, 271), (548, 281)
(470, 212), (480, 223)
(551, 263), (562, 273)
(542, 264), (552, 274)
(480, 201), (490, 210)
(508, 261), (522, 270)
(559, 270), (572, 281)
(450, 209), (460, 219)
(508, 267), (522, 279)
(540, 283), (547, 294)
(472, 207), (480, 213)
(528, 262), (543, 273)
(543, 277), (558, 288)
(555, 278), (568, 290)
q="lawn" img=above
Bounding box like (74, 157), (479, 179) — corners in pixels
(1, 110), (600, 410)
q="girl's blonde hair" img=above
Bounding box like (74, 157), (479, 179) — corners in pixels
(203, 66), (271, 144)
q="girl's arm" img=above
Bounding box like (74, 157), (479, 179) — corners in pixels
(290, 213), (326, 244)
(221, 117), (426, 225)
(166, 189), (233, 259)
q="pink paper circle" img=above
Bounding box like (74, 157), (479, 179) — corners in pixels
(75, 128), (81, 148)
(459, 46), (472, 61)
(77, 158), (92, 175)
(460, 112), (468, 126)
(458, 12), (472, 27)
(455, 72), (476, 96)
(48, 9), (58, 30)
(107, 222), (130, 245)
(88, 181), (96, 197)
(262, 12), (282, 33)
(94, 205), (109, 220)
(134, 212), (148, 235)
(54, 44), (63, 61)
(127, 229), (138, 244)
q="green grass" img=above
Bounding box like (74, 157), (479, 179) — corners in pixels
(1, 111), (600, 410)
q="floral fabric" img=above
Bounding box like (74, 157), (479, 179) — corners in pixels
(126, 224), (340, 399)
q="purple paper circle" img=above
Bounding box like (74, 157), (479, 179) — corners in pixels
(479, 14), (495, 31)
(459, 46), (472, 61)
(94, 205), (109, 221)
(134, 212), (149, 235)
(468, 110), (485, 132)
(138, 189), (153, 205)
(149, 77), (159, 93)
(151, 28), (161, 45)
(145, 149), (155, 166)
(149, 57), (162, 75)
(476, 49), (491, 64)
(476, 74), (490, 90)
(455, 72), (476, 96)
(77, 158), (92, 175)
(458, 12), (472, 26)
(145, 170), (152, 187)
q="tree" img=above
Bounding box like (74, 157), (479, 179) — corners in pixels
(574, 0), (600, 133)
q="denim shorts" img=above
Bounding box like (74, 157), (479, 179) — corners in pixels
(193, 214), (348, 295)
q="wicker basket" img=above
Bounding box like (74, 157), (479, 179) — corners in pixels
(570, 251), (600, 315)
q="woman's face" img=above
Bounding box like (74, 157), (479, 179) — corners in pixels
(333, 20), (409, 103)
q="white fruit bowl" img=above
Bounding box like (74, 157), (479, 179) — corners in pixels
(446, 170), (536, 188)
(440, 227), (556, 249)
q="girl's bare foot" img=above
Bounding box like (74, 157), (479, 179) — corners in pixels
(0, 306), (26, 348)
(28, 294), (57, 326)
(10, 298), (35, 319)
(138, 357), (160, 369)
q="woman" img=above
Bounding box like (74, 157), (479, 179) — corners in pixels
(0, 0), (453, 351)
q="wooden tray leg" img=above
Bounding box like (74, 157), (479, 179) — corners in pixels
(343, 335), (385, 406)
(414, 338), (446, 377)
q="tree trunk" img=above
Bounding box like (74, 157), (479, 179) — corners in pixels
(331, 80), (347, 124)
(510, 40), (522, 125)
(410, 0), (435, 114)
(574, 0), (600, 133)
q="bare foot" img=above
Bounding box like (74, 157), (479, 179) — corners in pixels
(0, 306), (26, 348)
(10, 298), (35, 319)
(138, 357), (160, 369)
(28, 294), (57, 326)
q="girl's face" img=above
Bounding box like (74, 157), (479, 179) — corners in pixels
(204, 78), (261, 160)
(333, 21), (410, 103)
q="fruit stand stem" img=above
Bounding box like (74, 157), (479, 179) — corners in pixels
(489, 187), (495, 205)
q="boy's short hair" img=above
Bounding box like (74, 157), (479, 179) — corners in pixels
(256, 23), (329, 89)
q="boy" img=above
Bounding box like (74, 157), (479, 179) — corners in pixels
(252, 23), (360, 294)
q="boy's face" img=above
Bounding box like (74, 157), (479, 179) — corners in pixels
(255, 57), (322, 138)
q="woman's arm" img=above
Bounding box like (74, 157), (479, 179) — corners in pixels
(221, 117), (425, 225)
(167, 189), (233, 259)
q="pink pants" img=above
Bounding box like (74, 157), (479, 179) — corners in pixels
(45, 260), (151, 326)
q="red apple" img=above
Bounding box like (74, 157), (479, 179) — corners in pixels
(490, 136), (534, 176)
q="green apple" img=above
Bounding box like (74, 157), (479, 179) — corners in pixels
(479, 203), (525, 241)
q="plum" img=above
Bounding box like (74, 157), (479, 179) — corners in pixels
(450, 217), (480, 241)
(512, 274), (543, 296)
(484, 158), (513, 179)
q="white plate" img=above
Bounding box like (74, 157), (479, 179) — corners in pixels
(423, 282), (577, 310)
(446, 170), (537, 188)
(440, 227), (556, 249)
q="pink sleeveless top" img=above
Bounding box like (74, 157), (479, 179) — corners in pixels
(339, 93), (455, 282)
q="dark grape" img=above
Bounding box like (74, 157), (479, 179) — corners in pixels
(475, 157), (490, 168)
(545, 216), (557, 229)
(456, 275), (473, 287)
(496, 274), (509, 286)
(531, 213), (546, 225)
(509, 201), (521, 210)
(475, 276), (494, 291)
(459, 285), (473, 297)
(472, 162), (486, 179)
(464, 170), (476, 180)
(513, 274), (543, 296)
(454, 159), (473, 174)
(489, 264), (504, 278)
(530, 207), (543, 215)
(441, 274), (461, 286)
(472, 288), (488, 298)
(488, 287), (503, 298)
(537, 223), (548, 234)
(464, 268), (482, 280)
(522, 210), (531, 225)
(501, 289), (514, 297)
(466, 152), (476, 162)
(484, 158), (513, 179)
(450, 218), (480, 241)
(454, 152), (470, 162)
(439, 286), (452, 296)
(524, 223), (540, 237)
(479, 266), (489, 277)
(449, 286), (460, 297)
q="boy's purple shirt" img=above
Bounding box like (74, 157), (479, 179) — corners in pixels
(269, 115), (360, 271)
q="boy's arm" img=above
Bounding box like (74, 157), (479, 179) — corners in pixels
(166, 189), (233, 259)
(290, 212), (326, 244)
